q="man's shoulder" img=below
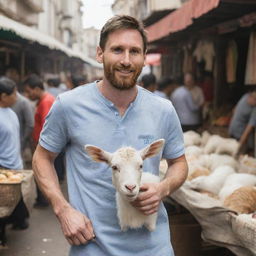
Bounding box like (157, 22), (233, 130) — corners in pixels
(139, 86), (174, 111)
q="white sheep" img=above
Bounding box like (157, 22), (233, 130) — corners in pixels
(185, 145), (203, 158)
(204, 135), (239, 157)
(197, 153), (238, 171)
(218, 173), (256, 201)
(84, 139), (165, 231)
(183, 130), (201, 147)
(189, 165), (235, 195)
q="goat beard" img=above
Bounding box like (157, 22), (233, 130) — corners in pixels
(104, 63), (142, 90)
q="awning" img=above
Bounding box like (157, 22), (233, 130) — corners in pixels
(145, 53), (161, 66)
(146, 0), (220, 42)
(0, 14), (102, 68)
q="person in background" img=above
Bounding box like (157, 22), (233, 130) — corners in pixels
(32, 15), (188, 256)
(23, 74), (55, 208)
(71, 75), (87, 89)
(5, 67), (34, 154)
(46, 78), (64, 97)
(0, 77), (29, 233)
(199, 72), (214, 121)
(171, 73), (203, 132)
(154, 77), (178, 99)
(229, 89), (256, 155)
(140, 73), (157, 92)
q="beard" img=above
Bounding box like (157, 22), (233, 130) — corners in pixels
(104, 62), (143, 90)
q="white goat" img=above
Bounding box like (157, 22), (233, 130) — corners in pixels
(189, 165), (235, 195)
(84, 139), (165, 231)
(218, 173), (256, 201)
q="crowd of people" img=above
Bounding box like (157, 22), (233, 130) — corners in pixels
(0, 69), (87, 238)
(0, 14), (255, 255)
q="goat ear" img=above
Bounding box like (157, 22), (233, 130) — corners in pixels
(140, 139), (165, 160)
(84, 145), (112, 164)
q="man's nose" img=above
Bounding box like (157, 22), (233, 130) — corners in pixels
(120, 51), (131, 66)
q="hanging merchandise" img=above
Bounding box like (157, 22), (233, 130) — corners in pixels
(226, 40), (238, 83)
(245, 31), (256, 85)
(193, 40), (215, 72)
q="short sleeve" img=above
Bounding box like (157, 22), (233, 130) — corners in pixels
(162, 103), (185, 159)
(249, 108), (256, 127)
(39, 97), (69, 153)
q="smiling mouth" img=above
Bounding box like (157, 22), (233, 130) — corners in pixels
(116, 69), (133, 75)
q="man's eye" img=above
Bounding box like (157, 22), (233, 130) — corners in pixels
(130, 49), (140, 55)
(112, 165), (119, 171)
(113, 48), (122, 53)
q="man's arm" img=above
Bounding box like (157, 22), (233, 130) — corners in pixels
(33, 144), (95, 245)
(132, 155), (188, 215)
(238, 124), (254, 153)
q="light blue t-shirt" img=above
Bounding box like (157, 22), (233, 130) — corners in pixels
(0, 107), (23, 169)
(171, 86), (201, 125)
(39, 82), (184, 256)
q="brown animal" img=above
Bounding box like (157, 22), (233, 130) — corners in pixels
(188, 168), (210, 181)
(223, 186), (256, 214)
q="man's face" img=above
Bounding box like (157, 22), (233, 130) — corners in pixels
(97, 29), (145, 90)
(24, 85), (39, 101)
(0, 88), (17, 107)
(184, 74), (195, 88)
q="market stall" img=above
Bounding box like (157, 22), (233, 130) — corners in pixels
(161, 130), (256, 256)
(167, 183), (256, 256)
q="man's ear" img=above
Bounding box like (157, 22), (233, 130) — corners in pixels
(96, 46), (103, 64)
(84, 145), (112, 164)
(140, 139), (165, 160)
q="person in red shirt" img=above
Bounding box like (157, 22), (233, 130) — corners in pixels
(24, 74), (55, 207)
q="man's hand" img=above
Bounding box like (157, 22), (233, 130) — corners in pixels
(131, 183), (164, 215)
(57, 206), (95, 246)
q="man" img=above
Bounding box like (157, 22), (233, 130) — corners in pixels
(0, 77), (22, 170)
(171, 73), (204, 132)
(229, 89), (256, 154)
(154, 77), (177, 99)
(23, 74), (55, 207)
(32, 15), (188, 256)
(11, 92), (34, 152)
(5, 67), (34, 155)
(0, 77), (28, 236)
(140, 73), (157, 92)
(46, 78), (63, 98)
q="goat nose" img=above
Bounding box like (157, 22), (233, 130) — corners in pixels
(125, 184), (136, 192)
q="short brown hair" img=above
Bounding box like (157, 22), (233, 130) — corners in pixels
(99, 15), (147, 53)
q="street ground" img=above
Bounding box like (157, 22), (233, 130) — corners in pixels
(0, 182), (70, 256)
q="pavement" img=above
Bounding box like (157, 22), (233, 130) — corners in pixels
(0, 182), (70, 256)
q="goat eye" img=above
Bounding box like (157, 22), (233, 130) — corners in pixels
(112, 165), (119, 171)
(139, 164), (143, 169)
